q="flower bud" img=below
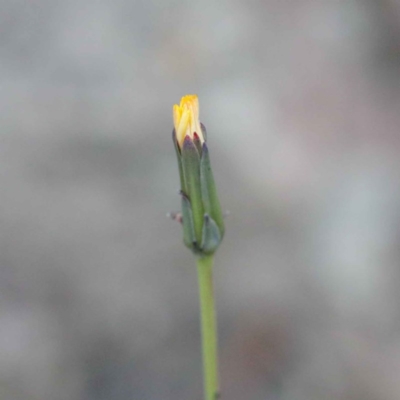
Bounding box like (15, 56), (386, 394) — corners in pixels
(172, 95), (224, 255)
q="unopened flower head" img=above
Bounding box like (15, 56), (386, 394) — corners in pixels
(173, 95), (205, 149)
(171, 94), (224, 256)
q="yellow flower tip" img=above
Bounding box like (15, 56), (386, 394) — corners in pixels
(173, 94), (204, 149)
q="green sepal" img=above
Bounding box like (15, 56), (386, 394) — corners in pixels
(172, 129), (186, 193)
(200, 143), (225, 238)
(200, 123), (207, 142)
(201, 214), (222, 254)
(180, 191), (196, 249)
(182, 135), (204, 244)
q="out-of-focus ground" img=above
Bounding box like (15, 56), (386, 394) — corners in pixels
(1, 1), (400, 399)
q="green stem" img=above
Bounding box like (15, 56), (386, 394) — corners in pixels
(196, 255), (219, 400)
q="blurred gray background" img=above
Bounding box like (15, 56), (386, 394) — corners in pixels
(1, 0), (400, 399)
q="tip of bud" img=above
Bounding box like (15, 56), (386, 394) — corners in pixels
(173, 95), (205, 149)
